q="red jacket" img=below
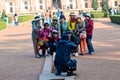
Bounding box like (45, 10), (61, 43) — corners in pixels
(85, 19), (94, 36)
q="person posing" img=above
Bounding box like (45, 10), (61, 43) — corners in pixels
(31, 16), (42, 58)
(68, 12), (76, 32)
(38, 23), (52, 57)
(4, 15), (9, 27)
(14, 13), (18, 26)
(59, 15), (68, 36)
(48, 30), (59, 56)
(75, 15), (86, 55)
(45, 10), (50, 24)
(65, 30), (80, 56)
(84, 13), (94, 55)
(50, 17), (61, 38)
(54, 34), (77, 76)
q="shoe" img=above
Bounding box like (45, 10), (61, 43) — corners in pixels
(55, 72), (61, 76)
(79, 53), (85, 56)
(74, 53), (78, 57)
(89, 52), (94, 55)
(67, 71), (77, 76)
(35, 54), (41, 58)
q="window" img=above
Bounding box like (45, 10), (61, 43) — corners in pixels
(24, 1), (29, 10)
(70, 4), (73, 9)
(69, 0), (72, 2)
(100, 2), (102, 7)
(115, 1), (118, 6)
(40, 5), (43, 9)
(39, 0), (43, 4)
(85, 3), (88, 8)
(10, 7), (13, 13)
(9, 2), (13, 6)
(24, 1), (28, 5)
(25, 6), (28, 9)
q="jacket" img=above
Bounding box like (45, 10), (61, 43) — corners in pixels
(68, 20), (76, 31)
(60, 21), (68, 35)
(32, 21), (41, 39)
(84, 19), (94, 36)
(54, 40), (77, 68)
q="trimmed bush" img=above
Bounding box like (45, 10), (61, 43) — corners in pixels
(91, 12), (104, 18)
(110, 15), (120, 24)
(0, 19), (6, 31)
(83, 11), (109, 18)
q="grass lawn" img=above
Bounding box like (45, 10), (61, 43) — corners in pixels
(0, 19), (6, 31)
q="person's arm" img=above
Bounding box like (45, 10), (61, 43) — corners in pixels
(78, 21), (86, 32)
(69, 42), (77, 50)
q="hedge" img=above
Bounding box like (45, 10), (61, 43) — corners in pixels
(110, 15), (120, 24)
(18, 15), (34, 23)
(0, 19), (6, 31)
(83, 11), (109, 18)
(8, 15), (34, 23)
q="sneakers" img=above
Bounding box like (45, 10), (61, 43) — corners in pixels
(73, 52), (78, 57)
(35, 53), (41, 58)
(89, 52), (94, 55)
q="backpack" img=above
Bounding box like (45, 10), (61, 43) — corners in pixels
(67, 59), (77, 71)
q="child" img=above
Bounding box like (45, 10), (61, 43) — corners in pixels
(48, 30), (59, 56)
(38, 23), (52, 57)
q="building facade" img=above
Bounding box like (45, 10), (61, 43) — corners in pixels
(0, 0), (120, 14)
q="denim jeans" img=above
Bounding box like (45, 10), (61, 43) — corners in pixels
(86, 35), (94, 53)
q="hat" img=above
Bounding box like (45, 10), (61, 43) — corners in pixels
(60, 15), (66, 20)
(75, 15), (81, 19)
(65, 30), (72, 34)
(62, 34), (68, 40)
(69, 12), (75, 16)
(33, 16), (40, 21)
(85, 13), (91, 18)
(52, 16), (58, 20)
(52, 30), (58, 34)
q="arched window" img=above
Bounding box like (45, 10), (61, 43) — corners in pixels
(9, 2), (13, 13)
(24, 1), (29, 10)
(70, 4), (73, 9)
(85, 2), (88, 8)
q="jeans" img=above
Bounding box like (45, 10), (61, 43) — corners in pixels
(86, 35), (94, 53)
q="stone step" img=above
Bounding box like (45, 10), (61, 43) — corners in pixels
(39, 55), (76, 80)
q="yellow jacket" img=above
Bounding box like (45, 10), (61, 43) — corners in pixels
(68, 20), (76, 31)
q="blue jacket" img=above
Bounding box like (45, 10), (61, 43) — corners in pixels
(54, 40), (77, 68)
(31, 21), (41, 39)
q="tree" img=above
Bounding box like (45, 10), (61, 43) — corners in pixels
(92, 0), (99, 11)
(102, 0), (109, 12)
(1, 9), (6, 20)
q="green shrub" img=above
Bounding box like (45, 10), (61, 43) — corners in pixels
(91, 12), (104, 18)
(0, 19), (6, 31)
(18, 15), (34, 23)
(110, 15), (120, 24)
(1, 10), (6, 20)
(83, 11), (109, 18)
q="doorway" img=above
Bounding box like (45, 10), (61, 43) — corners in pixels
(52, 0), (61, 9)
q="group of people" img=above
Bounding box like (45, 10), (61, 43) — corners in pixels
(109, 8), (118, 15)
(4, 13), (18, 27)
(31, 11), (94, 76)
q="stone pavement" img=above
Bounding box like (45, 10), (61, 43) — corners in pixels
(0, 18), (120, 80)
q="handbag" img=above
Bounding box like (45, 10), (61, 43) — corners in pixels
(80, 32), (86, 38)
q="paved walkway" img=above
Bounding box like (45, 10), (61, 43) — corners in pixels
(0, 18), (120, 80)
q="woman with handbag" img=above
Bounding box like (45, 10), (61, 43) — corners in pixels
(75, 15), (86, 55)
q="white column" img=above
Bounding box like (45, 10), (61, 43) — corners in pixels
(81, 0), (85, 9)
(111, 0), (115, 8)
